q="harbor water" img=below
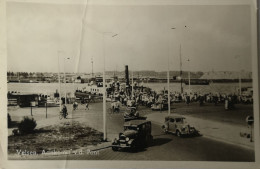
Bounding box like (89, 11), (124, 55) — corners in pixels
(8, 82), (252, 96)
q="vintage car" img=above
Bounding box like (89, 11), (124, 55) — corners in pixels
(111, 120), (153, 151)
(123, 107), (147, 122)
(151, 99), (168, 111)
(161, 115), (199, 137)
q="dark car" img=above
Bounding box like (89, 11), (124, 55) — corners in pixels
(111, 120), (153, 151)
(123, 107), (147, 122)
(162, 115), (199, 137)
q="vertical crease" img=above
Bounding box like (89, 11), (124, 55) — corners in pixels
(75, 0), (89, 73)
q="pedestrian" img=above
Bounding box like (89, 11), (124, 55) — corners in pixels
(85, 102), (89, 110)
(62, 105), (68, 118)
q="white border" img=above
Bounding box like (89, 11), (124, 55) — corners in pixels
(0, 0), (259, 168)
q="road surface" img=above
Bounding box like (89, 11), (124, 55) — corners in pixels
(32, 103), (254, 161)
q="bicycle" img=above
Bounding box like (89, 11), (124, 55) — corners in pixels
(59, 111), (68, 120)
(73, 103), (78, 110)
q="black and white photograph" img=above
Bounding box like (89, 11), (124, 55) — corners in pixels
(0, 0), (259, 168)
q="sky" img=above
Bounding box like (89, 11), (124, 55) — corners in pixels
(6, 1), (252, 73)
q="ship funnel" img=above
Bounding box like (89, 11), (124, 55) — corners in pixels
(125, 65), (129, 87)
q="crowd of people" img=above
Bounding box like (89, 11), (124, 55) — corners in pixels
(108, 87), (253, 112)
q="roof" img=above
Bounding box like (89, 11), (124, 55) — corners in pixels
(124, 120), (150, 126)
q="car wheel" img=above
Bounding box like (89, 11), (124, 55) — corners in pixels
(176, 130), (182, 137)
(148, 135), (153, 146)
(130, 142), (138, 152)
(112, 146), (119, 151)
(112, 142), (119, 151)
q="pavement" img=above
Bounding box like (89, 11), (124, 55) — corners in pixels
(146, 112), (254, 150)
(8, 102), (120, 150)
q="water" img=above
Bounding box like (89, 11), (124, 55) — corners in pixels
(143, 82), (252, 94)
(8, 82), (252, 96)
(8, 83), (87, 96)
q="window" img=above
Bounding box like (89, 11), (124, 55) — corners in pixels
(170, 118), (175, 122)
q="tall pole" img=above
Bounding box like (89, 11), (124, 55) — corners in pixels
(46, 101), (48, 118)
(167, 28), (176, 115)
(131, 70), (134, 98)
(91, 57), (94, 78)
(58, 51), (62, 111)
(239, 70), (242, 96)
(188, 59), (191, 93)
(101, 32), (118, 141)
(168, 27), (174, 115)
(63, 58), (67, 105)
(167, 58), (170, 115)
(180, 44), (183, 93)
(102, 33), (107, 141)
(235, 55), (242, 96)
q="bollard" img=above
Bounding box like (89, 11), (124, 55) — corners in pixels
(225, 99), (228, 110)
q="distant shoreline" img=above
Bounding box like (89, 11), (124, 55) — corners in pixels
(7, 79), (253, 84)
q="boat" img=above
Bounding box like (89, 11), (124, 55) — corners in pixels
(184, 79), (210, 85)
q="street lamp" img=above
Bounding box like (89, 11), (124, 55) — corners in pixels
(102, 32), (118, 141)
(64, 57), (70, 106)
(58, 51), (62, 111)
(167, 27), (176, 115)
(234, 55), (242, 96)
(187, 58), (191, 93)
(131, 70), (134, 98)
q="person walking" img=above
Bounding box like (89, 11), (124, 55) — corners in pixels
(85, 102), (89, 110)
(62, 105), (68, 118)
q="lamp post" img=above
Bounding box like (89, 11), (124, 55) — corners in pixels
(131, 70), (134, 98)
(180, 44), (183, 93)
(102, 32), (118, 141)
(58, 51), (62, 111)
(167, 27), (176, 115)
(234, 55), (242, 96)
(187, 58), (191, 93)
(63, 57), (70, 106)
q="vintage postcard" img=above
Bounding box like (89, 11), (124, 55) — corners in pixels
(0, 0), (259, 168)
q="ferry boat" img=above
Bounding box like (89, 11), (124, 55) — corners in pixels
(74, 76), (114, 100)
(184, 79), (210, 85)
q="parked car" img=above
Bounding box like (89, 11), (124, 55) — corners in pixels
(162, 115), (199, 137)
(124, 107), (147, 122)
(111, 120), (153, 151)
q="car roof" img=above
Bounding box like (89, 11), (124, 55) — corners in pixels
(124, 120), (150, 127)
(165, 115), (185, 119)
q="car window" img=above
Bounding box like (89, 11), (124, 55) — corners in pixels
(170, 118), (175, 122)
